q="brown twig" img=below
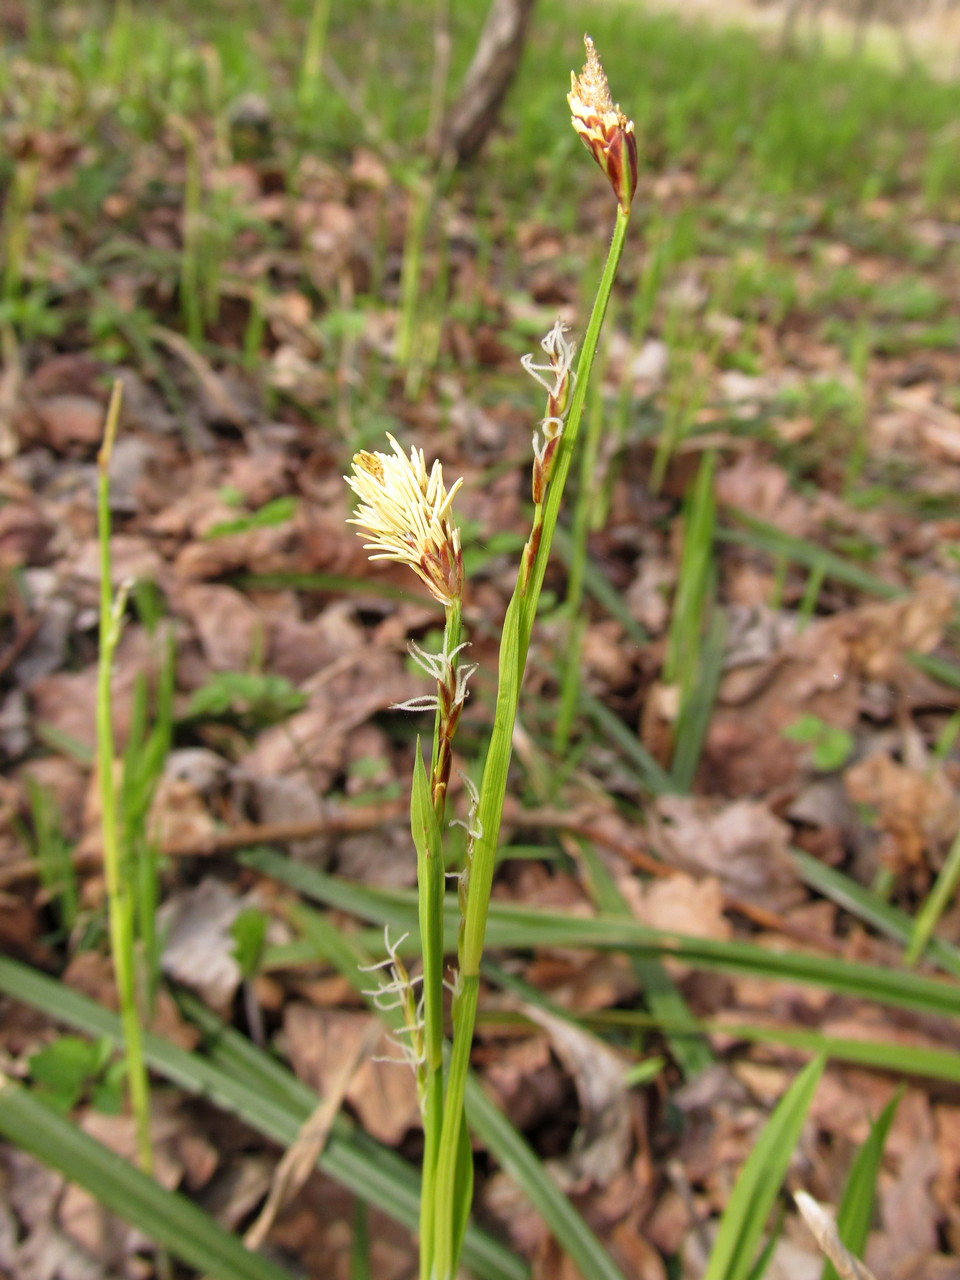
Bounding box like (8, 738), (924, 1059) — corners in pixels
(0, 798), (406, 891)
(5, 791), (841, 955)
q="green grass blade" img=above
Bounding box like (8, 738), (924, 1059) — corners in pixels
(0, 958), (525, 1280)
(576, 838), (714, 1078)
(176, 987), (330, 1111)
(574, 1006), (960, 1085)
(664, 452), (716, 690)
(577, 692), (674, 793)
(792, 849), (960, 979)
(703, 1056), (825, 1280)
(463, 1074), (630, 1280)
(243, 851), (960, 1021)
(0, 1075), (295, 1280)
(906, 827), (960, 965)
(293, 906), (628, 1280)
(483, 955), (960, 1082)
(909, 652), (960, 691)
(718, 513), (902, 600)
(745, 1210), (784, 1280)
(670, 603), (726, 793)
(823, 1090), (900, 1280)
(352, 1199), (372, 1280)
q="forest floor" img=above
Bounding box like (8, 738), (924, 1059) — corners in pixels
(3, 2), (960, 1278)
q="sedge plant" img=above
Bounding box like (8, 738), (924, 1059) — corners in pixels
(97, 381), (155, 1176)
(344, 36), (637, 1280)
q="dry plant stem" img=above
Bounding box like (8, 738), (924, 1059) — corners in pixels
(97, 381), (154, 1177)
(795, 1192), (879, 1280)
(430, 202), (631, 1280)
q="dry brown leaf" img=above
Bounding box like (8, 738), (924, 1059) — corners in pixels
(34, 393), (105, 450)
(283, 1005), (420, 1147)
(715, 455), (811, 536)
(146, 773), (219, 852)
(647, 796), (802, 910)
(645, 1187), (693, 1257)
(481, 1169), (551, 1256)
(620, 872), (732, 942)
(245, 1019), (380, 1250)
(875, 1142), (940, 1272)
(0, 500), (54, 568)
(705, 610), (859, 794)
(524, 1006), (633, 1192)
(171, 520), (298, 581)
(151, 325), (252, 429)
(481, 1034), (560, 1133)
(197, 1156), (274, 1233)
(177, 1131), (220, 1192)
(174, 583), (261, 671)
(157, 878), (253, 1008)
(532, 1239), (587, 1280)
(266, 605), (353, 684)
(846, 578), (955, 682)
(518, 951), (638, 1013)
(239, 646), (411, 789)
(70, 533), (166, 589)
(60, 1103), (185, 1268)
(30, 626), (156, 753)
(844, 752), (959, 868)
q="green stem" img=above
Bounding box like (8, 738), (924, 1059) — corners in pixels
(554, 372), (604, 754)
(431, 202), (631, 1280)
(97, 382), (154, 1176)
(418, 600), (462, 1280)
(518, 203), (630, 661)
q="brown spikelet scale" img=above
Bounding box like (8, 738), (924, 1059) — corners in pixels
(568, 34), (638, 212)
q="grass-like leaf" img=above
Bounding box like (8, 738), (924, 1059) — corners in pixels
(0, 957), (526, 1280)
(906, 827), (960, 966)
(703, 1056), (824, 1280)
(576, 838), (714, 1079)
(244, 851), (960, 1021)
(292, 905), (630, 1280)
(823, 1090), (900, 1280)
(792, 848), (960, 980)
(0, 1074), (296, 1280)
(718, 512), (901, 599)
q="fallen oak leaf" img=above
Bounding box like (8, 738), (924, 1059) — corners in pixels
(523, 1005), (633, 1193)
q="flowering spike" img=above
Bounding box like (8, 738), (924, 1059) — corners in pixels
(568, 35), (638, 212)
(522, 319), (577, 505)
(345, 434), (464, 605)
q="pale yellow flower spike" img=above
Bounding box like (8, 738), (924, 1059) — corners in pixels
(345, 434), (464, 606)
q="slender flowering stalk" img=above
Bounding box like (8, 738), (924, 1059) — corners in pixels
(347, 37), (635, 1280)
(358, 930), (427, 1085)
(345, 434), (466, 1280)
(429, 37), (636, 1280)
(399, 638), (476, 811)
(519, 319), (576, 592)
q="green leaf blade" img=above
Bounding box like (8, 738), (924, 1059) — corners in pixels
(704, 1056), (825, 1280)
